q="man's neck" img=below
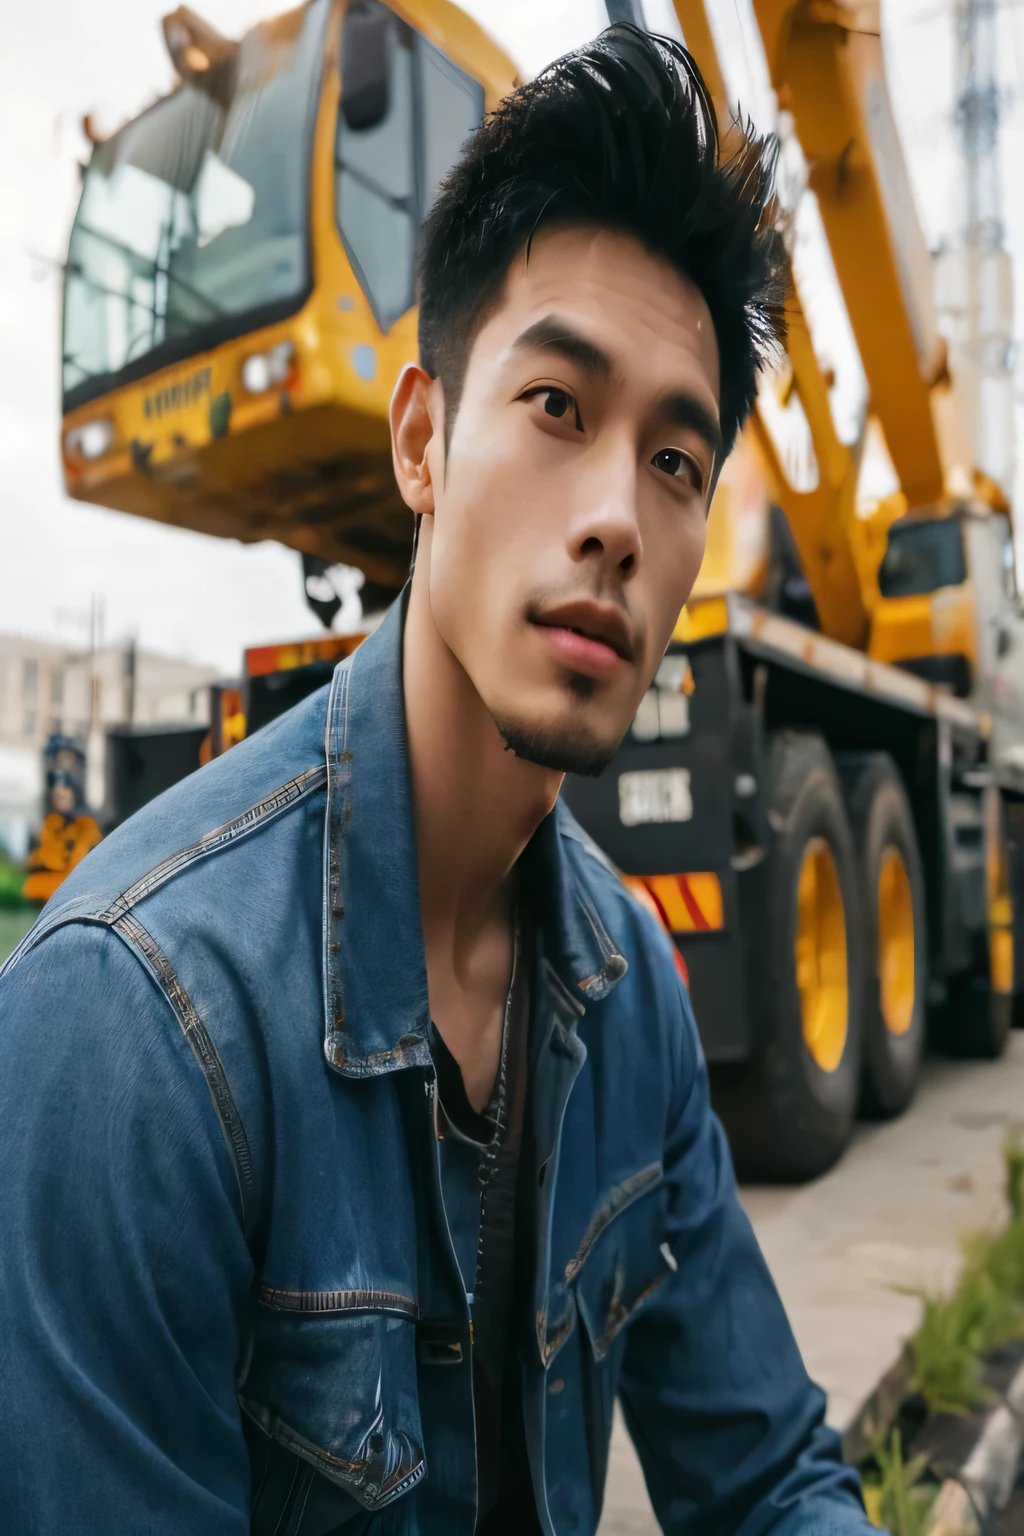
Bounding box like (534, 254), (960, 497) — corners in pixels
(402, 556), (562, 963)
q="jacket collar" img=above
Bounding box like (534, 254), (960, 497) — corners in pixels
(321, 591), (627, 1078)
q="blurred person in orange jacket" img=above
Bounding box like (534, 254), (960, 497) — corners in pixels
(23, 774), (101, 905)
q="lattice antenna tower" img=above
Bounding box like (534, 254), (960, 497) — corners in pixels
(946, 0), (1015, 490)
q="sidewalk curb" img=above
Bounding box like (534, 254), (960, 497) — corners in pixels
(841, 1345), (913, 1466)
(927, 1358), (1024, 1534)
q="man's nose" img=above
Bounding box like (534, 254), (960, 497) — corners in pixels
(568, 454), (643, 578)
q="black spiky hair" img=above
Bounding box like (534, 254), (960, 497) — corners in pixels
(418, 23), (786, 459)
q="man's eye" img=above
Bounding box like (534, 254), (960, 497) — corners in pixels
(523, 387), (584, 432)
(652, 447), (702, 491)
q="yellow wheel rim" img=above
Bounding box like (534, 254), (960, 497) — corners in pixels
(986, 790), (1015, 996)
(991, 927), (1014, 996)
(877, 847), (915, 1036)
(795, 838), (849, 1072)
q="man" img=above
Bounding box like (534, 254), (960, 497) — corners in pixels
(0, 26), (879, 1536)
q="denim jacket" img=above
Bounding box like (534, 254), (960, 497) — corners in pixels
(0, 597), (876, 1535)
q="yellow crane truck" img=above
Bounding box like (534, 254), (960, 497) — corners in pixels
(59, 0), (1024, 1177)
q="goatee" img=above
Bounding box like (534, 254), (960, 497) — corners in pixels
(495, 716), (617, 779)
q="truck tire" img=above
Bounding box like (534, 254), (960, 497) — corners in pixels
(937, 973), (1010, 1059)
(835, 753), (926, 1119)
(1005, 798), (1024, 1028)
(715, 732), (864, 1182)
(936, 789), (1013, 1059)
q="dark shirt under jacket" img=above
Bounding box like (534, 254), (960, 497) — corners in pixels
(430, 911), (542, 1533)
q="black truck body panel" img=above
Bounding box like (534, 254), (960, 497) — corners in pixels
(565, 598), (1004, 1063)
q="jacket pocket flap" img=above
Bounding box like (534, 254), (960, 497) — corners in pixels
(573, 1176), (674, 1361)
(542, 1162), (669, 1365)
(239, 1309), (425, 1511)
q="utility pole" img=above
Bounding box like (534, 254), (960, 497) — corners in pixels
(938, 0), (1015, 494)
(86, 593), (106, 812)
(122, 635), (137, 725)
(88, 592), (103, 731)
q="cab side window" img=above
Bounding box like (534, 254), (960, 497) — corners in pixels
(335, 19), (416, 332)
(418, 36), (484, 213)
(336, 9), (484, 332)
(999, 521), (1018, 605)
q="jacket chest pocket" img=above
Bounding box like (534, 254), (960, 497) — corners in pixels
(545, 1163), (675, 1366)
(239, 1302), (426, 1514)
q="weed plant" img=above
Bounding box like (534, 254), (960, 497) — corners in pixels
(861, 1136), (1024, 1527)
(863, 1428), (933, 1536)
(903, 1132), (1024, 1418)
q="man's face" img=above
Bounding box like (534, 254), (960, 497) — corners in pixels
(416, 225), (720, 776)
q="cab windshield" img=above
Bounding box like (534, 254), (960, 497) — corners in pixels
(878, 515), (968, 598)
(62, 0), (329, 410)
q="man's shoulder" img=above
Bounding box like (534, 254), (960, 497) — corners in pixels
(0, 685), (336, 1236)
(17, 682), (331, 943)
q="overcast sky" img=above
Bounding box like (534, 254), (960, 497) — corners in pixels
(1, 0), (1021, 673)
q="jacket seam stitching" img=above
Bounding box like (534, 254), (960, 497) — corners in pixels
(100, 763), (328, 922)
(565, 1160), (664, 1285)
(110, 909), (255, 1229)
(592, 1268), (672, 1357)
(0, 766), (328, 983)
(323, 662), (352, 1040)
(538, 1161), (665, 1364)
(574, 887), (618, 966)
(238, 1399), (428, 1508)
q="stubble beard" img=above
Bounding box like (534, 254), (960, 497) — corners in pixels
(492, 673), (622, 779)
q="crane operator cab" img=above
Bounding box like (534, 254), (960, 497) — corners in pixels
(869, 500), (1024, 778)
(60, 0), (517, 603)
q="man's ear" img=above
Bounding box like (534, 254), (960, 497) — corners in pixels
(390, 363), (443, 518)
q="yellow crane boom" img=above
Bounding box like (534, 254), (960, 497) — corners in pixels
(59, 0), (996, 666)
(675, 0), (985, 657)
(754, 0), (949, 503)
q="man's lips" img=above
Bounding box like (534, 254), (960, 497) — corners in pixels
(530, 601), (635, 680)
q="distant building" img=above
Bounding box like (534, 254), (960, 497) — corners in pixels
(0, 635), (218, 856)
(0, 636), (69, 752)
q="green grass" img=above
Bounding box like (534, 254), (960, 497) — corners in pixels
(0, 857), (28, 911)
(0, 907), (34, 963)
(1004, 1133), (1024, 1225)
(903, 1270), (1011, 1416)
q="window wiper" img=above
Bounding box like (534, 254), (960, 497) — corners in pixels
(125, 329), (159, 362)
(67, 266), (159, 315)
(72, 221), (161, 276)
(163, 268), (225, 318)
(71, 222), (226, 318)
(335, 155), (414, 214)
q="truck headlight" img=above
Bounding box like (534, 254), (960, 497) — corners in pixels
(64, 417), (115, 460)
(241, 340), (294, 394)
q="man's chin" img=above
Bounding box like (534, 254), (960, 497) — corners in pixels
(493, 715), (620, 779)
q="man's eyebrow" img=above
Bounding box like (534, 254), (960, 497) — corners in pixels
(511, 317), (723, 462)
(659, 393), (723, 464)
(511, 316), (613, 380)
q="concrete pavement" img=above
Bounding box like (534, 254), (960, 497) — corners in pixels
(598, 1036), (1024, 1535)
